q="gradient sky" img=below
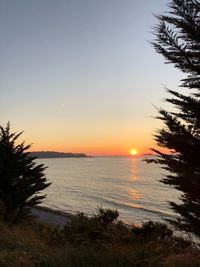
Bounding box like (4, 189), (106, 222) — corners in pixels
(0, 0), (184, 155)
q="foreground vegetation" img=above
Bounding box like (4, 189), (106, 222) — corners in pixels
(0, 208), (200, 267)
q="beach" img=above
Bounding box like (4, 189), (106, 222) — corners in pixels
(31, 206), (72, 228)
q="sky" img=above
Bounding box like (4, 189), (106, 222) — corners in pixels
(0, 0), (184, 156)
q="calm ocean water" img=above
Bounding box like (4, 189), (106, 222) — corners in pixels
(37, 156), (180, 224)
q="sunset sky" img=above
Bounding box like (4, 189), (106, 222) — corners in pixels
(1, 0), (184, 156)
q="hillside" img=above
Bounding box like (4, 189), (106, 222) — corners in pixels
(30, 151), (88, 158)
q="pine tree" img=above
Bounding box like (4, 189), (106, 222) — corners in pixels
(152, 0), (200, 236)
(0, 123), (51, 223)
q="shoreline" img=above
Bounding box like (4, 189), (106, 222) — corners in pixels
(31, 205), (72, 228)
(32, 205), (133, 229)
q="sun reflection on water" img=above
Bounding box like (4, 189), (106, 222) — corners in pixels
(129, 188), (141, 200)
(130, 157), (138, 182)
(129, 157), (142, 202)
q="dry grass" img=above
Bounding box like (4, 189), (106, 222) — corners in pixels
(0, 209), (200, 267)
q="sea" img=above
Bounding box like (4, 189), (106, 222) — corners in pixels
(37, 156), (180, 224)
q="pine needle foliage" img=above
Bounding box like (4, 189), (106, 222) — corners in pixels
(0, 123), (51, 223)
(152, 0), (200, 236)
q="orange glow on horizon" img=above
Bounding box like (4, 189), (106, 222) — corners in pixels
(29, 145), (150, 156)
(18, 121), (156, 157)
(26, 134), (153, 156)
(29, 143), (152, 156)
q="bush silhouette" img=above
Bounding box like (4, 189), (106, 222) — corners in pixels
(95, 207), (119, 227)
(64, 207), (127, 245)
(132, 221), (173, 242)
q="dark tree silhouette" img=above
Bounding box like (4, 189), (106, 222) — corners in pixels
(0, 123), (51, 223)
(152, 0), (200, 236)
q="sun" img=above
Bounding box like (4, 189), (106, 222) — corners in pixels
(130, 148), (138, 156)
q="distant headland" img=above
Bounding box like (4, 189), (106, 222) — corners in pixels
(30, 151), (88, 158)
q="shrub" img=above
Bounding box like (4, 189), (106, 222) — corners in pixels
(132, 221), (173, 242)
(95, 207), (119, 227)
(64, 208), (127, 245)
